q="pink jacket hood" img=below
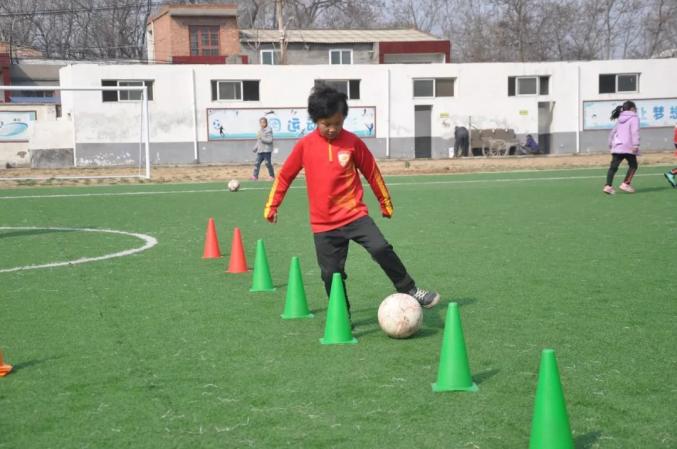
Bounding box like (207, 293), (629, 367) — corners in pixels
(608, 110), (640, 154)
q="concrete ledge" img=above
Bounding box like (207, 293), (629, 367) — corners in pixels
(31, 149), (74, 168)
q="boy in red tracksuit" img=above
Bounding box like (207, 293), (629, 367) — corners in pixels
(263, 86), (440, 316)
(664, 124), (677, 188)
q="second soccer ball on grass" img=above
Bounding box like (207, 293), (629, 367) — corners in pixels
(227, 179), (240, 192)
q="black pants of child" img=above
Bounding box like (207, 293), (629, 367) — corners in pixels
(606, 153), (638, 186)
(313, 216), (415, 313)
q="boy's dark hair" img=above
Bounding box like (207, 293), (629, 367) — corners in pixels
(610, 100), (637, 120)
(307, 85), (349, 123)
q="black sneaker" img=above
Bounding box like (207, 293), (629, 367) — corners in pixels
(408, 287), (440, 309)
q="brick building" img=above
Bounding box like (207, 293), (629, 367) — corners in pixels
(145, 4), (450, 65)
(146, 4), (243, 64)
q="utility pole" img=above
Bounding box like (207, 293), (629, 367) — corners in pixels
(276, 0), (287, 64)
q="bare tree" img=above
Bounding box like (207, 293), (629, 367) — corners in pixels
(317, 0), (386, 28)
(1, 0), (673, 63)
(641, 0), (677, 57)
(388, 0), (446, 32)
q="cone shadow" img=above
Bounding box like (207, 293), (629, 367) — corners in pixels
(0, 229), (75, 239)
(575, 431), (602, 449)
(11, 357), (58, 372)
(353, 327), (381, 338)
(473, 368), (499, 385)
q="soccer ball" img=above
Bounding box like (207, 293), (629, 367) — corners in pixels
(377, 293), (423, 339)
(227, 179), (240, 192)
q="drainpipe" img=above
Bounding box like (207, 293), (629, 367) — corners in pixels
(191, 68), (199, 163)
(576, 64), (581, 154)
(143, 86), (151, 179)
(386, 67), (391, 158)
(71, 104), (78, 167)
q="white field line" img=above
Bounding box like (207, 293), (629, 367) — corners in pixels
(0, 172), (663, 200)
(0, 188), (227, 200)
(0, 227), (158, 273)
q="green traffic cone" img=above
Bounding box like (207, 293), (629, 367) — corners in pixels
(432, 302), (478, 392)
(320, 273), (357, 345)
(528, 349), (574, 449)
(249, 239), (276, 292)
(281, 256), (314, 319)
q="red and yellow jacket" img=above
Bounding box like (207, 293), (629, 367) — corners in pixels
(264, 128), (393, 233)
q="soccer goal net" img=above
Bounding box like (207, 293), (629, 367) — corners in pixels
(0, 85), (150, 181)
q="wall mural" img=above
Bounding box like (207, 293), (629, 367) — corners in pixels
(207, 107), (376, 140)
(583, 98), (677, 129)
(0, 111), (37, 141)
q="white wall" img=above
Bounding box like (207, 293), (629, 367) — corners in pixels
(58, 57), (677, 161)
(0, 104), (60, 167)
(61, 64), (195, 144)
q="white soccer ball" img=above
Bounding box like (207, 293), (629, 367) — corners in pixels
(377, 293), (423, 339)
(227, 179), (240, 192)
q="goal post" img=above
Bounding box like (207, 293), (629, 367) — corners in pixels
(0, 85), (151, 181)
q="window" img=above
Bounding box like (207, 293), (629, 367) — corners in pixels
(210, 80), (260, 101)
(314, 79), (360, 99)
(190, 26), (220, 56)
(518, 77), (537, 95)
(10, 89), (57, 103)
(413, 78), (455, 98)
(329, 49), (352, 64)
(13, 90), (55, 98)
(413, 79), (434, 97)
(435, 78), (454, 97)
(599, 73), (639, 94)
(260, 49), (277, 65)
(508, 76), (549, 96)
(101, 80), (154, 102)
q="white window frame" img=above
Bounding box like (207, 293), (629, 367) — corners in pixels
(118, 80), (145, 102)
(260, 49), (277, 65)
(413, 78), (436, 98)
(216, 80), (243, 101)
(516, 76), (539, 96)
(615, 73), (639, 93)
(329, 49), (353, 65)
(315, 79), (360, 99)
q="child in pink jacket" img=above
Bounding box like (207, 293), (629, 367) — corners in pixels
(604, 101), (640, 194)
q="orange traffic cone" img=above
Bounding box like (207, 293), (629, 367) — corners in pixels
(0, 351), (12, 377)
(227, 227), (248, 273)
(202, 217), (221, 259)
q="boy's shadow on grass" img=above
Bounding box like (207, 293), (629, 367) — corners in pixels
(575, 431), (602, 449)
(352, 308), (381, 338)
(313, 298), (478, 338)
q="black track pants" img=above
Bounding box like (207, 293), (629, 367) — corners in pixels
(313, 216), (415, 311)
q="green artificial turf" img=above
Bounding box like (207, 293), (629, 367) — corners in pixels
(0, 166), (675, 448)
